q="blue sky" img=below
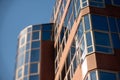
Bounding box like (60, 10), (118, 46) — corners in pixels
(0, 0), (54, 80)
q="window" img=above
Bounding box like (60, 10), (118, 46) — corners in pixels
(24, 65), (28, 75)
(86, 32), (92, 46)
(99, 71), (117, 80)
(26, 42), (30, 50)
(27, 27), (32, 32)
(108, 17), (118, 32)
(105, 0), (112, 5)
(77, 21), (83, 42)
(89, 0), (104, 8)
(31, 41), (40, 48)
(82, 0), (88, 8)
(117, 19), (120, 33)
(27, 33), (31, 42)
(25, 51), (30, 63)
(42, 24), (52, 31)
(30, 49), (40, 62)
(17, 54), (24, 67)
(18, 68), (22, 78)
(32, 25), (40, 30)
(94, 32), (110, 46)
(24, 77), (28, 80)
(91, 14), (108, 31)
(42, 31), (51, 40)
(111, 33), (120, 48)
(113, 0), (120, 5)
(84, 15), (90, 31)
(80, 37), (85, 55)
(30, 63), (38, 73)
(32, 32), (40, 40)
(20, 37), (25, 45)
(90, 71), (97, 80)
(30, 75), (39, 80)
(96, 46), (112, 53)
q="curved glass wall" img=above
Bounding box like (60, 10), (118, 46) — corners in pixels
(15, 25), (41, 80)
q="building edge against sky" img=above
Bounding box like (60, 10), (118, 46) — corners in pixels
(15, 23), (54, 80)
(15, 0), (120, 80)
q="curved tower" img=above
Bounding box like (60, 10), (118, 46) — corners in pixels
(15, 23), (54, 80)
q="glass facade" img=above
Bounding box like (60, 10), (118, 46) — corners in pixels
(15, 24), (53, 80)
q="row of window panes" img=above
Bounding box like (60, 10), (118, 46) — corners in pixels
(104, 0), (120, 6)
(17, 63), (39, 79)
(85, 70), (120, 80)
(17, 49), (40, 68)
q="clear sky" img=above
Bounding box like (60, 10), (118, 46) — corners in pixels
(0, 0), (54, 80)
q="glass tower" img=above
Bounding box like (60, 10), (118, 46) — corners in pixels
(15, 23), (54, 80)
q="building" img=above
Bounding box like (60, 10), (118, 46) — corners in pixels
(51, 0), (120, 80)
(15, 0), (120, 80)
(15, 23), (54, 80)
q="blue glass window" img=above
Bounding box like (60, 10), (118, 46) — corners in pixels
(27, 27), (32, 32)
(77, 21), (83, 41)
(73, 57), (77, 72)
(33, 25), (40, 30)
(31, 41), (40, 48)
(42, 24), (52, 31)
(18, 68), (22, 78)
(99, 71), (117, 80)
(21, 37), (25, 45)
(30, 63), (38, 73)
(105, 0), (112, 5)
(94, 32), (110, 46)
(26, 43), (30, 50)
(27, 33), (31, 42)
(87, 46), (93, 53)
(25, 51), (30, 63)
(24, 77), (28, 80)
(84, 15), (90, 31)
(86, 32), (92, 46)
(24, 65), (28, 75)
(42, 31), (51, 40)
(30, 75), (39, 80)
(96, 46), (112, 53)
(91, 14), (108, 31)
(90, 71), (96, 80)
(17, 55), (24, 67)
(80, 38), (85, 55)
(111, 33), (120, 48)
(32, 32), (40, 40)
(30, 49), (40, 62)
(113, 0), (120, 5)
(117, 19), (120, 33)
(82, 0), (88, 8)
(108, 17), (118, 32)
(75, 0), (81, 16)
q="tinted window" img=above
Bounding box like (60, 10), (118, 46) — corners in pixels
(111, 33), (120, 48)
(96, 46), (112, 53)
(113, 0), (120, 5)
(26, 43), (30, 50)
(30, 63), (38, 73)
(42, 24), (52, 31)
(30, 75), (39, 80)
(86, 32), (92, 46)
(77, 21), (83, 41)
(42, 31), (51, 40)
(87, 46), (93, 53)
(27, 27), (32, 32)
(99, 71), (116, 80)
(33, 25), (40, 30)
(94, 32), (110, 46)
(90, 71), (96, 80)
(84, 15), (90, 31)
(117, 19), (120, 33)
(27, 33), (31, 42)
(91, 14), (108, 31)
(25, 51), (29, 63)
(18, 68), (22, 78)
(105, 0), (112, 5)
(31, 41), (40, 48)
(108, 17), (118, 32)
(32, 32), (40, 40)
(30, 49), (40, 62)
(24, 65), (28, 75)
